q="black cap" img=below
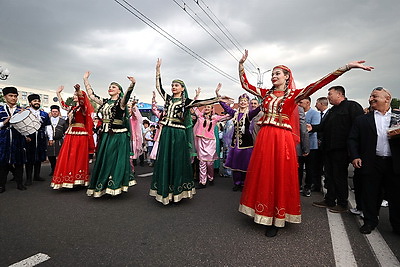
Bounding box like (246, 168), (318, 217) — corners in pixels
(2, 86), (18, 96)
(28, 94), (40, 102)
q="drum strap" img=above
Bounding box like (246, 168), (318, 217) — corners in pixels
(4, 105), (14, 128)
(5, 105), (14, 116)
(5, 106), (11, 116)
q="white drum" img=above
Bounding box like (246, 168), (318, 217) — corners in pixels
(9, 110), (41, 135)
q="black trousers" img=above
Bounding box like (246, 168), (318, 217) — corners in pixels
(25, 162), (42, 181)
(48, 156), (57, 173)
(324, 149), (349, 207)
(0, 163), (23, 187)
(362, 156), (400, 231)
(298, 149), (319, 190)
(353, 167), (363, 211)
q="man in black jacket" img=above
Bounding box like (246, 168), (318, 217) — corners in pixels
(348, 87), (400, 234)
(310, 86), (364, 213)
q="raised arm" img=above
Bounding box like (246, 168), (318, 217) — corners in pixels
(83, 71), (103, 105)
(295, 60), (374, 102)
(248, 106), (261, 120)
(151, 91), (161, 118)
(120, 76), (136, 109)
(155, 58), (167, 100)
(239, 50), (266, 98)
(74, 84), (87, 112)
(186, 83), (231, 108)
(56, 85), (70, 112)
(192, 88), (202, 117)
(219, 101), (236, 117)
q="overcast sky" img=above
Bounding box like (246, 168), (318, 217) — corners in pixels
(1, 0), (399, 107)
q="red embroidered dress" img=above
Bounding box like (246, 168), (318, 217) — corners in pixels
(238, 64), (349, 227)
(51, 91), (94, 189)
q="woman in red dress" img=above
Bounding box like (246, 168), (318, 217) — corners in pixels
(238, 49), (373, 237)
(51, 84), (94, 189)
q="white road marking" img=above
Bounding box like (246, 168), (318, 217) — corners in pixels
(9, 253), (50, 267)
(137, 172), (153, 177)
(327, 210), (357, 267)
(348, 190), (400, 267)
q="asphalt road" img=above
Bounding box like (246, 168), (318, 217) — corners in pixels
(0, 163), (399, 266)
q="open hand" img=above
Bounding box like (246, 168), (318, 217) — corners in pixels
(347, 60), (374, 71)
(195, 87), (201, 98)
(220, 95), (234, 104)
(215, 83), (222, 97)
(156, 58), (162, 70)
(56, 85), (64, 94)
(239, 49), (248, 64)
(127, 76), (136, 84)
(83, 71), (91, 79)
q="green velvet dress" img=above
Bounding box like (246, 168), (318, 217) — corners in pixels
(150, 76), (220, 205)
(149, 98), (195, 205)
(87, 99), (136, 197)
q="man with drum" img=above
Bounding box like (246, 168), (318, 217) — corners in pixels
(0, 86), (27, 193)
(25, 94), (50, 186)
(46, 105), (68, 176)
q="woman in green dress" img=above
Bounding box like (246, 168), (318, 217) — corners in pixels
(84, 72), (136, 197)
(150, 59), (225, 205)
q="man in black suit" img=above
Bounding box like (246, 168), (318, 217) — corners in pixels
(314, 97), (329, 193)
(310, 86), (364, 213)
(348, 87), (400, 234)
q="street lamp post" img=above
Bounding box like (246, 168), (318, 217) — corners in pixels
(252, 67), (271, 88)
(0, 66), (10, 80)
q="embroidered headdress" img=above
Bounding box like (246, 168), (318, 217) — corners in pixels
(238, 93), (250, 102)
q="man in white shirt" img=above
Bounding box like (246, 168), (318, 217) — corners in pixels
(46, 105), (68, 176)
(145, 124), (155, 166)
(348, 87), (400, 235)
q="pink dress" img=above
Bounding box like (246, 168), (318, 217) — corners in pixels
(193, 107), (227, 162)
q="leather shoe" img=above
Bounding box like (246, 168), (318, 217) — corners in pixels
(33, 176), (45, 181)
(0, 187), (5, 193)
(25, 180), (33, 186)
(360, 224), (374, 234)
(232, 184), (241, 191)
(312, 200), (335, 208)
(265, 226), (279, 237)
(196, 183), (206, 189)
(17, 184), (27, 191)
(328, 205), (348, 213)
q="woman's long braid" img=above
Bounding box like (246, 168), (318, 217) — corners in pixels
(181, 91), (186, 121)
(277, 80), (290, 113)
(96, 100), (106, 121)
(203, 112), (213, 132)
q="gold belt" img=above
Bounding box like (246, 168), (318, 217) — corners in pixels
(71, 123), (85, 127)
(102, 119), (123, 125)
